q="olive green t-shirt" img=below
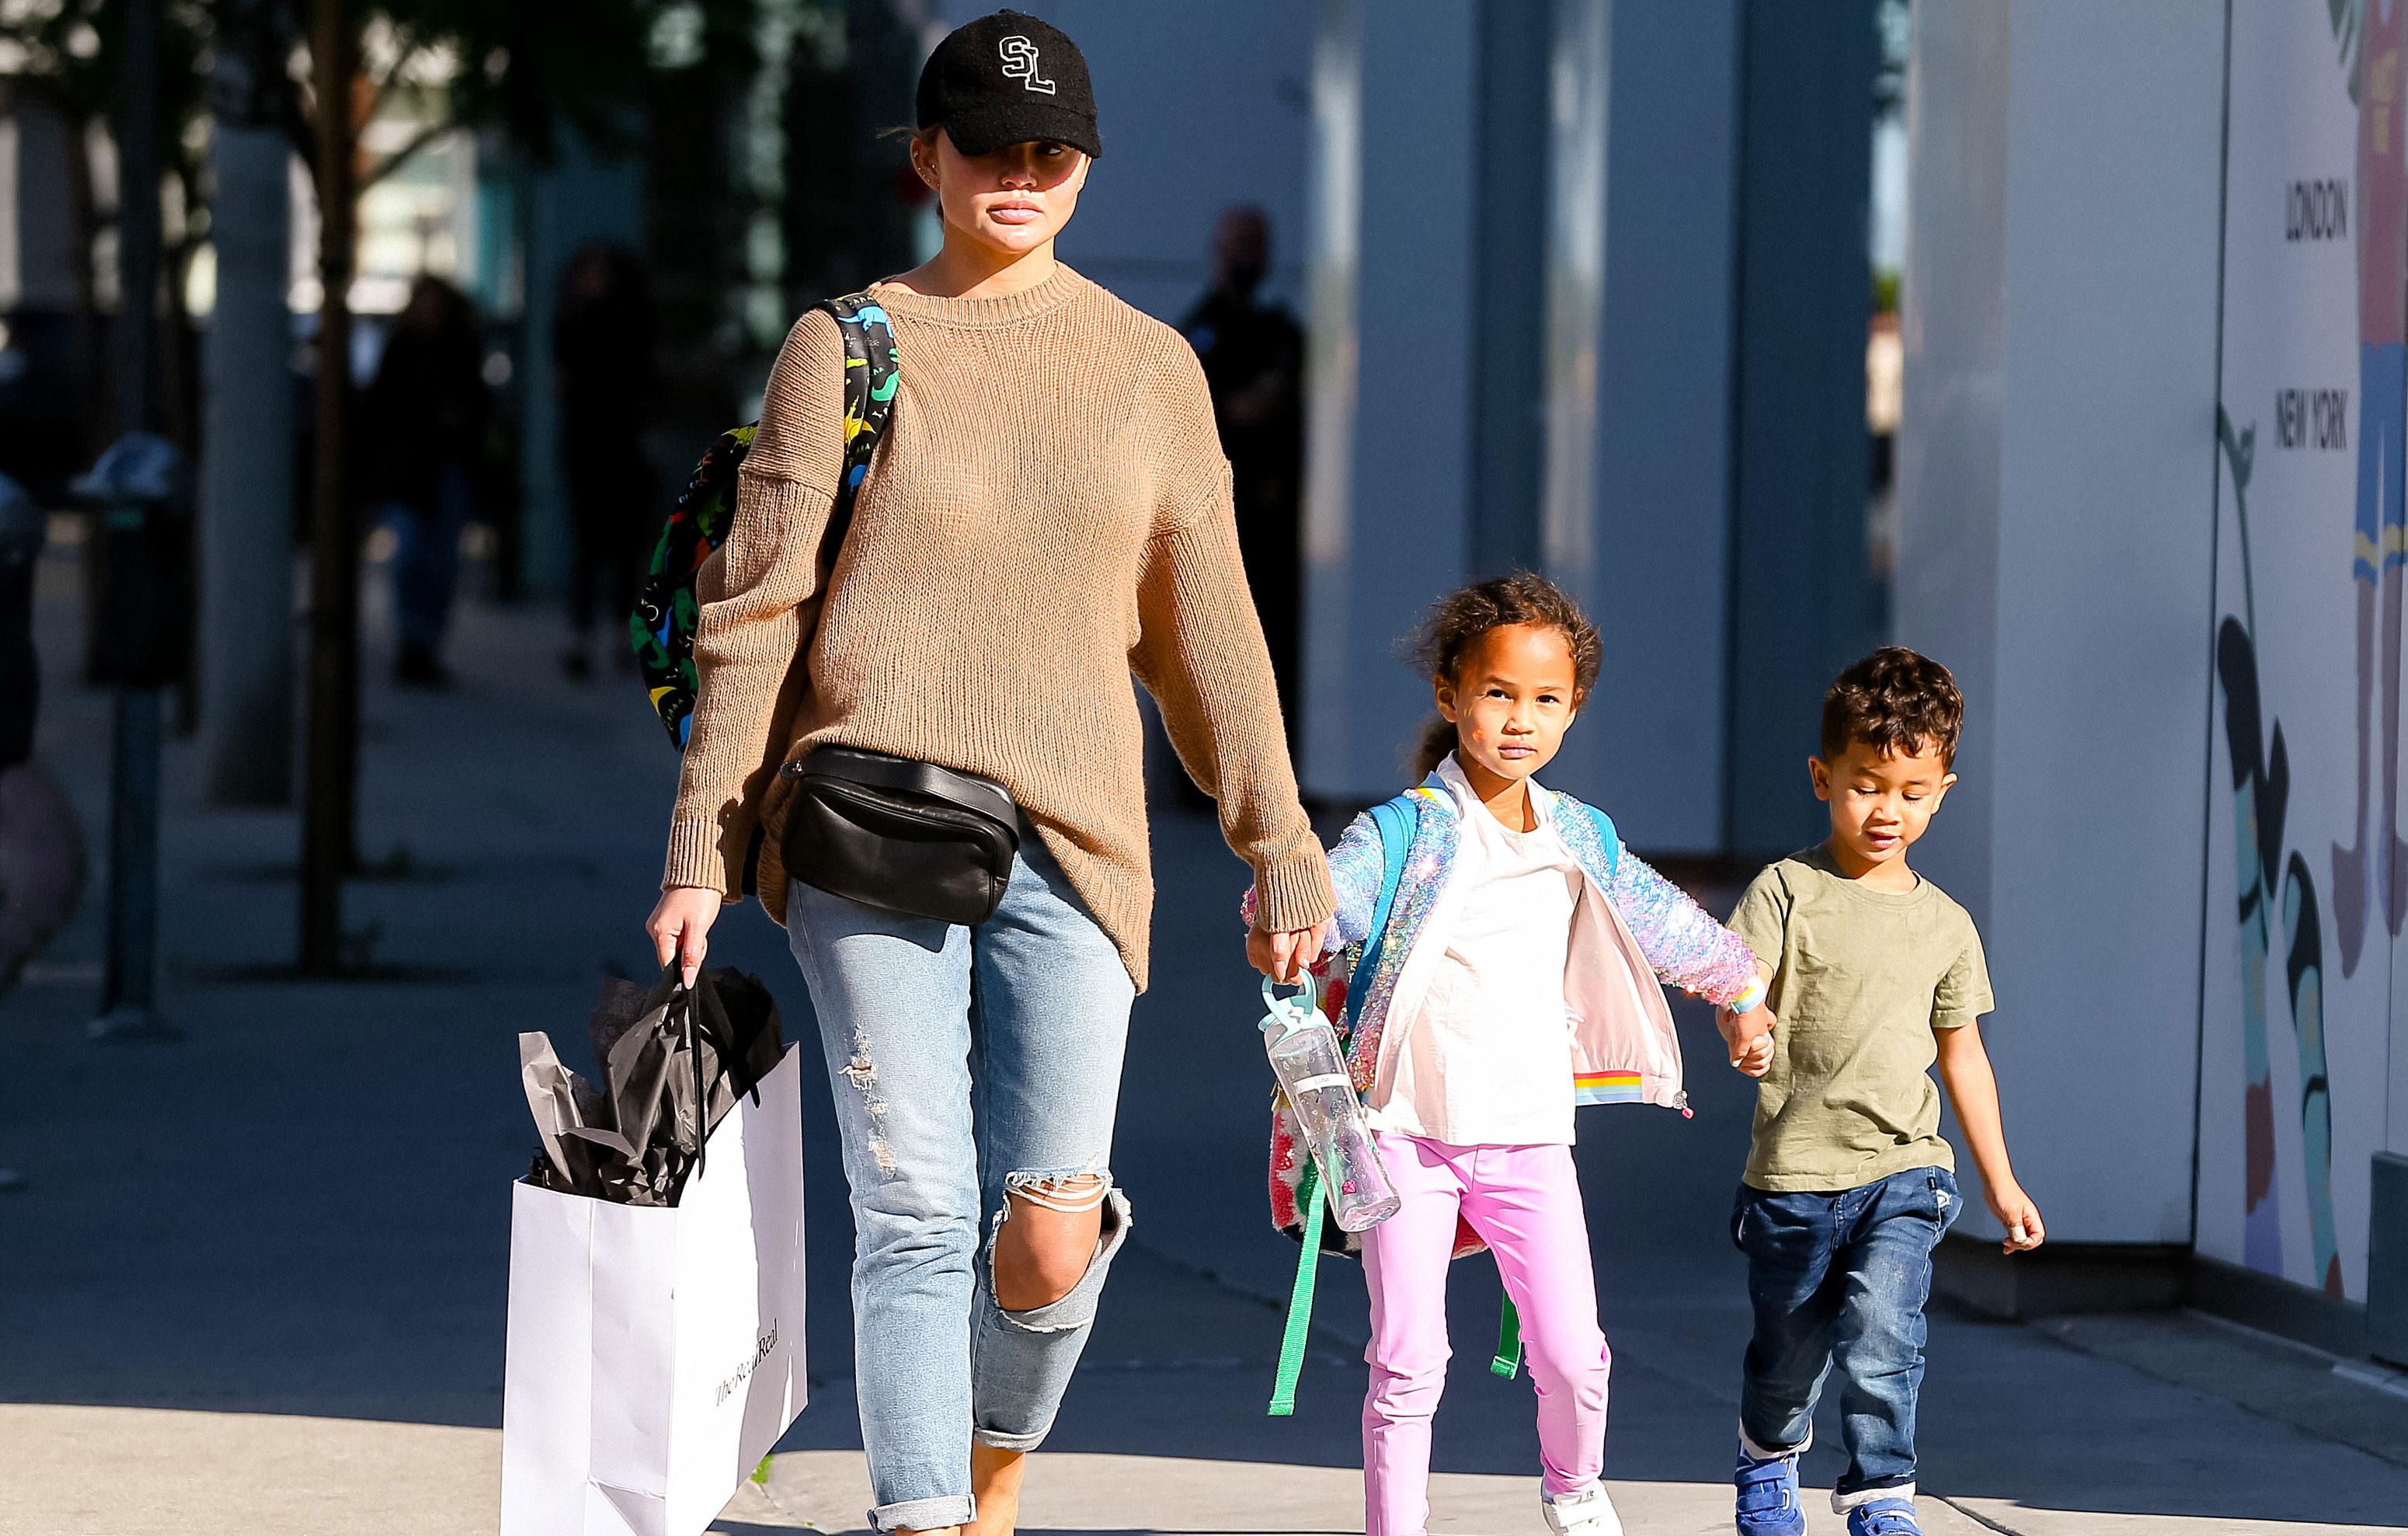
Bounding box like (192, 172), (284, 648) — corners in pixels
(1726, 845), (1993, 1192)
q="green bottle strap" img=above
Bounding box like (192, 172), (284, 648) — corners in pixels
(1491, 1294), (1524, 1378)
(1268, 1158), (1326, 1416)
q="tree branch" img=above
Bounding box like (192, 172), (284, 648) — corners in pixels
(356, 117), (451, 193)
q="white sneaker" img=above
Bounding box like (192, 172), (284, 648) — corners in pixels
(1541, 1485), (1624, 1536)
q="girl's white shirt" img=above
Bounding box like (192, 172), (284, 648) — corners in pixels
(1366, 756), (1585, 1147)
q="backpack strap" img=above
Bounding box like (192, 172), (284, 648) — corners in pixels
(814, 292), (900, 554)
(1493, 1294), (1525, 1378)
(1342, 791), (1425, 1039)
(1266, 1157), (1326, 1416)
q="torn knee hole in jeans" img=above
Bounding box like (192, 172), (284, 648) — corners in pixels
(1003, 1170), (1112, 1215)
(840, 1026), (896, 1172)
(989, 1176), (1129, 1331)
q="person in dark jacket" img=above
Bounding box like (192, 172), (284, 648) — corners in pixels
(363, 276), (488, 687)
(553, 242), (658, 680)
(1181, 205), (1303, 738)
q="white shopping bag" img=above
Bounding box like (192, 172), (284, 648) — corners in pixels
(501, 1044), (809, 1536)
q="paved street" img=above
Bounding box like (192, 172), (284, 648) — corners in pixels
(4, 541), (2407, 1535)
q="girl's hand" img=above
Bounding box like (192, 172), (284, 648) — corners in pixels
(1989, 1182), (2046, 1254)
(1249, 921), (1332, 984)
(647, 886), (725, 987)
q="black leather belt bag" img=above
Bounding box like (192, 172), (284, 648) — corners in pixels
(780, 746), (1019, 926)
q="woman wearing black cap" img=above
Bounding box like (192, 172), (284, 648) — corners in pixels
(644, 10), (1332, 1534)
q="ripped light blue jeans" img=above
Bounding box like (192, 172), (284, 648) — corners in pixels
(786, 833), (1136, 1534)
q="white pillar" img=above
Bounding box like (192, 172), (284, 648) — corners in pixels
(1300, 0), (1479, 800)
(1898, 0), (2225, 1245)
(1537, 0), (1743, 852)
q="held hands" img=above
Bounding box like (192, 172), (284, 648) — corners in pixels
(1248, 921), (1334, 985)
(1989, 1181), (2047, 1256)
(646, 886), (725, 987)
(1716, 1004), (1778, 1078)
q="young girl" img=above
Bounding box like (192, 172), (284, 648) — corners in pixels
(1251, 574), (1770, 1536)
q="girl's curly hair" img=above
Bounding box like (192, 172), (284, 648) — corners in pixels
(1404, 573), (1602, 780)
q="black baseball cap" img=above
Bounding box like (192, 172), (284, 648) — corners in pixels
(916, 9), (1102, 159)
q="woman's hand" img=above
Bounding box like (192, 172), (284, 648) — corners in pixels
(647, 886), (725, 986)
(1248, 921), (1332, 984)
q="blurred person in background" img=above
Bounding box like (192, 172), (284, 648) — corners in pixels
(1181, 205), (1303, 738)
(363, 275), (488, 688)
(1, 475), (82, 1190)
(554, 241), (659, 681)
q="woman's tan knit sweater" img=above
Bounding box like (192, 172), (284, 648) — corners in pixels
(662, 264), (1332, 989)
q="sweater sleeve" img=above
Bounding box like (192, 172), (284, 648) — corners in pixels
(1132, 348), (1333, 934)
(1605, 848), (1763, 1006)
(1241, 808), (1381, 951)
(662, 311), (847, 896)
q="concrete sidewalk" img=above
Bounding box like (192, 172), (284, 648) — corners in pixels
(2, 539), (2405, 1536)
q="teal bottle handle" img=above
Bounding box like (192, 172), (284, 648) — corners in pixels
(1260, 970), (1320, 1026)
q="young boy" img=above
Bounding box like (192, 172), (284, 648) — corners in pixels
(1717, 647), (2045, 1536)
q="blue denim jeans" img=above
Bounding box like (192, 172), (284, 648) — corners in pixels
(786, 834), (1136, 1534)
(1731, 1166), (1959, 1509)
(385, 458), (474, 653)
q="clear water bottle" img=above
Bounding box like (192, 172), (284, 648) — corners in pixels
(1261, 974), (1401, 1232)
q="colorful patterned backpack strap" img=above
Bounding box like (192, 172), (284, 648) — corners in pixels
(818, 291), (901, 552)
(630, 291), (900, 761)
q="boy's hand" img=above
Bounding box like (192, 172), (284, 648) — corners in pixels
(1735, 1024), (1776, 1077)
(1717, 1005), (1778, 1078)
(1988, 1182), (2045, 1254)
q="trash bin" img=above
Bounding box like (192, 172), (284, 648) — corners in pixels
(72, 434), (190, 1040)
(73, 433), (193, 689)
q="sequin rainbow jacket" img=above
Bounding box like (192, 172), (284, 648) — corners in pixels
(1246, 758), (1763, 1118)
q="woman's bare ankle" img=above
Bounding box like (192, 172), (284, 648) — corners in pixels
(969, 1443), (1028, 1536)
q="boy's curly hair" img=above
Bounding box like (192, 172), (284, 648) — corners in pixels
(1820, 646), (1964, 767)
(1405, 573), (1602, 779)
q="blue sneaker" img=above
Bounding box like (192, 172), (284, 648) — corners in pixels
(1734, 1440), (1806, 1536)
(1846, 1497), (1923, 1536)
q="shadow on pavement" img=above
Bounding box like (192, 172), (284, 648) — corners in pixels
(3, 576), (2405, 1532)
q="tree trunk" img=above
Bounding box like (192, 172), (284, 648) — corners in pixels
(113, 0), (161, 437)
(200, 3), (298, 808)
(57, 103), (104, 451)
(300, 0), (357, 972)
(59, 101), (106, 682)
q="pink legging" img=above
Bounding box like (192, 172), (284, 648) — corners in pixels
(1361, 1133), (1610, 1536)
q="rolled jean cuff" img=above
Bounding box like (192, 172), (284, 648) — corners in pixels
(973, 1423), (1049, 1454)
(1832, 1480), (1915, 1513)
(1739, 1422), (1809, 1461)
(871, 1493), (975, 1533)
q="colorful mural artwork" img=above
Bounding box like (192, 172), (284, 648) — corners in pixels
(2204, 0), (2396, 1303)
